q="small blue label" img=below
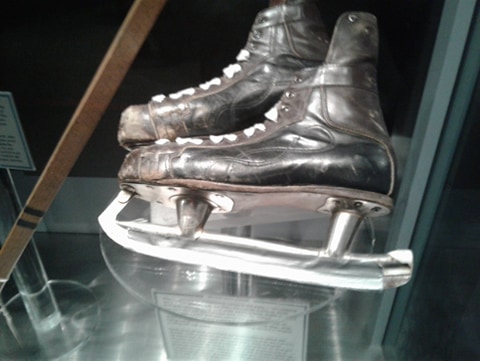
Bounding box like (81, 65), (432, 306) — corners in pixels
(0, 92), (35, 171)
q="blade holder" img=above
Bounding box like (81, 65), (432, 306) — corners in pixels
(176, 196), (214, 238)
(319, 197), (390, 257)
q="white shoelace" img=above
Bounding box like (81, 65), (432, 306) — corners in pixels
(154, 102), (280, 146)
(150, 48), (280, 146)
(206, 103), (279, 144)
(152, 49), (250, 103)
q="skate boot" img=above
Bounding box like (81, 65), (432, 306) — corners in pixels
(118, 1), (329, 149)
(100, 12), (412, 291)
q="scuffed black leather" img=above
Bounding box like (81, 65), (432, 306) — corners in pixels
(118, 1), (328, 148)
(119, 12), (396, 196)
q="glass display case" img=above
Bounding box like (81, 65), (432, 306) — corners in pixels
(1, 0), (479, 359)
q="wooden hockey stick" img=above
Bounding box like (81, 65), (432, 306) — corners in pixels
(0, 0), (167, 291)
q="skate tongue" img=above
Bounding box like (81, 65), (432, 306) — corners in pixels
(325, 12), (378, 66)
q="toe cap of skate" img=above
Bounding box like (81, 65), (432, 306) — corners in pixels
(118, 146), (174, 183)
(118, 104), (157, 148)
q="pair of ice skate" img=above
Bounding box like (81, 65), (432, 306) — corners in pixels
(99, 4), (413, 290)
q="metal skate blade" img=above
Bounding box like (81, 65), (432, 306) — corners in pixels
(176, 197), (213, 238)
(99, 191), (413, 291)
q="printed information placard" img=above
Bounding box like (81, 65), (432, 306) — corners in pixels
(0, 92), (35, 170)
(154, 292), (309, 361)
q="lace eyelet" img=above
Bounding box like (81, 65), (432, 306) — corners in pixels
(257, 16), (267, 24)
(348, 14), (358, 23)
(285, 91), (295, 98)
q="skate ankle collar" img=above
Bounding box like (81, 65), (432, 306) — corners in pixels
(294, 64), (377, 91)
(254, 2), (318, 29)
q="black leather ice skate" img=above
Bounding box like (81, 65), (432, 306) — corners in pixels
(100, 12), (412, 291)
(118, 1), (329, 149)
